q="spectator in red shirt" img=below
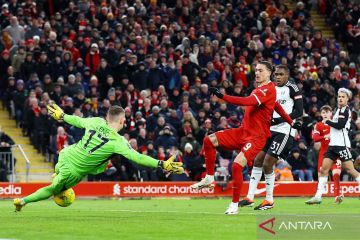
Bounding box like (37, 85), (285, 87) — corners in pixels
(86, 43), (101, 74)
(65, 40), (80, 64)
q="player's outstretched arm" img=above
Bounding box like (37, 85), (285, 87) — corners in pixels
(209, 87), (258, 106)
(274, 102), (297, 127)
(223, 94), (259, 106)
(47, 103), (87, 128)
(325, 108), (348, 130)
(63, 115), (89, 129)
(116, 140), (184, 174)
(312, 132), (324, 142)
(312, 125), (324, 142)
(325, 118), (347, 129)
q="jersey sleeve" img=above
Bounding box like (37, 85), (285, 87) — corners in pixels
(114, 136), (159, 168)
(222, 94), (258, 106)
(288, 82), (302, 99)
(64, 115), (103, 129)
(288, 83), (303, 119)
(312, 123), (324, 142)
(251, 85), (274, 106)
(64, 115), (89, 129)
(325, 107), (349, 130)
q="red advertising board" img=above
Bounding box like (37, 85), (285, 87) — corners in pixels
(0, 181), (359, 198)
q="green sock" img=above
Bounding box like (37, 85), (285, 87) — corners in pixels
(24, 185), (55, 204)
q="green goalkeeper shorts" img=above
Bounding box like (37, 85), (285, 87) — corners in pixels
(52, 157), (83, 195)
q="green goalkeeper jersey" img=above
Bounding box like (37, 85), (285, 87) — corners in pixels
(59, 115), (159, 176)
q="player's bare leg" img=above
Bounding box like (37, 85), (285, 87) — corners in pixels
(332, 166), (343, 204)
(239, 151), (265, 207)
(225, 152), (247, 215)
(339, 160), (360, 203)
(342, 160), (360, 186)
(306, 158), (333, 204)
(254, 154), (277, 210)
(190, 134), (218, 190)
(355, 157), (360, 169)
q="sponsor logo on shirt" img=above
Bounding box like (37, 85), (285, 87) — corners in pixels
(259, 89), (268, 96)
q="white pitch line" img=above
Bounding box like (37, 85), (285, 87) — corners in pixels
(16, 210), (360, 217)
(22, 209), (257, 216)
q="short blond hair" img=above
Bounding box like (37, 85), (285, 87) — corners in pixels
(338, 88), (352, 99)
(107, 105), (124, 122)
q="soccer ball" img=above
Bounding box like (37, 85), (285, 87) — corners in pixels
(53, 188), (75, 207)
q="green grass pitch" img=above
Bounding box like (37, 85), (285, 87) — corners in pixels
(1, 197), (359, 240)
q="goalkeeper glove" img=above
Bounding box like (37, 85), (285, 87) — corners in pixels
(47, 103), (65, 121)
(159, 154), (184, 174)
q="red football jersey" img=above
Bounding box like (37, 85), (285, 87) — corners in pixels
(312, 122), (330, 157)
(241, 81), (277, 138)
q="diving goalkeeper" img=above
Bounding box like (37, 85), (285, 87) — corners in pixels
(14, 104), (184, 211)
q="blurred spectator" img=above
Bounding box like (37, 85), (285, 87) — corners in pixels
(182, 143), (205, 180)
(0, 125), (15, 178)
(154, 125), (177, 151)
(0, 0), (358, 182)
(0, 49), (11, 89)
(306, 142), (321, 178)
(287, 149), (314, 181)
(0, 159), (7, 181)
(50, 126), (74, 165)
(33, 105), (51, 154)
(180, 131), (201, 155)
(275, 159), (294, 181)
(146, 105), (161, 136)
(167, 109), (182, 130)
(68, 109), (85, 143)
(86, 43), (100, 74)
(4, 16), (24, 44)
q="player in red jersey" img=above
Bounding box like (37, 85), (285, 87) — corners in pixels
(311, 105), (343, 203)
(190, 61), (298, 214)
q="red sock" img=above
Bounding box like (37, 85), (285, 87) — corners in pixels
(232, 162), (243, 203)
(203, 136), (216, 175)
(333, 173), (341, 196)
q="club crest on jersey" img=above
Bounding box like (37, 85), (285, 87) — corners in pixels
(259, 89), (268, 96)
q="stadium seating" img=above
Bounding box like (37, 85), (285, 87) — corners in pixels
(0, 0), (359, 182)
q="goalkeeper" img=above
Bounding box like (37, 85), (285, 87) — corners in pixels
(14, 104), (184, 211)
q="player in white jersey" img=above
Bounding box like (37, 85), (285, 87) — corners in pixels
(306, 88), (360, 204)
(239, 65), (303, 210)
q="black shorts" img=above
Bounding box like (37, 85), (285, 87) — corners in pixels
(324, 146), (353, 162)
(263, 131), (293, 159)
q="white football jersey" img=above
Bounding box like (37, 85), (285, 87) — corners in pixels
(329, 106), (351, 147)
(271, 81), (302, 137)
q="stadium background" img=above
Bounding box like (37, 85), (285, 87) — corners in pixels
(0, 0), (359, 195)
(1, 1), (360, 240)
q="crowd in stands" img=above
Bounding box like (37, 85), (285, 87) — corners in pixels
(0, 0), (360, 182)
